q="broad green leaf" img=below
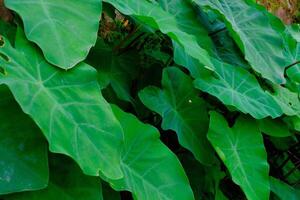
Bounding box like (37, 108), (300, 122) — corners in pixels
(157, 0), (214, 52)
(284, 26), (300, 83)
(105, 0), (282, 120)
(193, 0), (291, 84)
(208, 112), (270, 200)
(108, 105), (195, 200)
(3, 155), (103, 200)
(5, 0), (102, 69)
(194, 59), (282, 119)
(270, 177), (300, 200)
(271, 85), (300, 116)
(0, 86), (48, 195)
(0, 30), (123, 179)
(103, 0), (215, 71)
(258, 118), (291, 137)
(139, 67), (216, 165)
(287, 24), (300, 42)
(173, 41), (211, 79)
(87, 38), (139, 102)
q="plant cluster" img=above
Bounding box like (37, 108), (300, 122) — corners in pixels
(0, 0), (300, 199)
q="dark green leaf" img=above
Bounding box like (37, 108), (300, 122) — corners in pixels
(3, 155), (102, 200)
(0, 86), (48, 195)
(139, 67), (216, 165)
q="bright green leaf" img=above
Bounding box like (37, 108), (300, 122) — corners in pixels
(194, 59), (282, 119)
(208, 111), (270, 200)
(193, 0), (291, 84)
(0, 30), (123, 179)
(108, 104), (195, 200)
(5, 0), (102, 69)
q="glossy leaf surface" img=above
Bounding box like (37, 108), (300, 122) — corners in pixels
(208, 112), (270, 200)
(5, 0), (102, 69)
(0, 30), (123, 179)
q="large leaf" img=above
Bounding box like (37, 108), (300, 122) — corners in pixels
(193, 0), (291, 84)
(0, 30), (124, 179)
(3, 155), (103, 200)
(270, 177), (300, 200)
(194, 59), (282, 119)
(4, 0), (102, 69)
(0, 86), (48, 195)
(105, 0), (282, 119)
(208, 111), (270, 200)
(107, 105), (195, 200)
(139, 67), (216, 165)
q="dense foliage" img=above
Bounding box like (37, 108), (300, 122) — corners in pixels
(0, 0), (300, 199)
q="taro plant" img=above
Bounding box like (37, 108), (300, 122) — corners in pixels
(0, 0), (300, 199)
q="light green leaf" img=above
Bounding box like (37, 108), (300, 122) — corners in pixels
(270, 177), (300, 200)
(3, 155), (103, 200)
(0, 30), (123, 179)
(4, 0), (102, 69)
(108, 105), (195, 200)
(208, 111), (270, 200)
(271, 85), (300, 116)
(284, 25), (300, 83)
(0, 86), (48, 195)
(194, 59), (282, 119)
(139, 67), (216, 165)
(193, 0), (291, 84)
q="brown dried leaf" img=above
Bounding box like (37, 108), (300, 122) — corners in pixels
(0, 0), (12, 22)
